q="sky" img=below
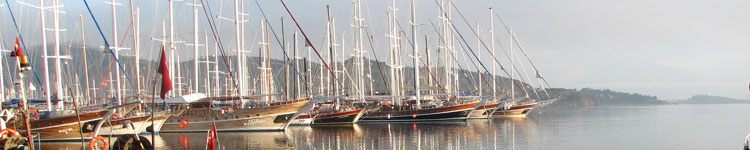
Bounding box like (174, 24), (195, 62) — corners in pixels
(0, 0), (748, 99)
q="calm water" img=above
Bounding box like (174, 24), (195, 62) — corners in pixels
(47, 104), (750, 149)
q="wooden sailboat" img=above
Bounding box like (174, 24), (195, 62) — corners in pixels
(493, 101), (537, 117)
(162, 2), (313, 131)
(10, 102), (139, 141)
(160, 97), (310, 132)
(309, 4), (369, 125)
(360, 0), (482, 122)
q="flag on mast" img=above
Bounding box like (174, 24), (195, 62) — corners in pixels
(158, 45), (173, 99)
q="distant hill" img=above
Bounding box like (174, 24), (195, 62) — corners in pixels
(678, 95), (750, 104)
(544, 88), (666, 107)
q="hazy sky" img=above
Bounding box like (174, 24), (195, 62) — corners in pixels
(0, 0), (748, 99)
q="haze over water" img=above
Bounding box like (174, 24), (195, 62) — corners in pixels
(93, 103), (750, 150)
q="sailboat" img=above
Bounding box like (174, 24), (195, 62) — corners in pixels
(161, 1), (312, 131)
(359, 0), (482, 122)
(309, 3), (369, 125)
(2, 0), (146, 142)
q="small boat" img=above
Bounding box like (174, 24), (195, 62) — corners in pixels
(492, 102), (538, 118)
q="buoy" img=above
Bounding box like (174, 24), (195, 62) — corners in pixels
(89, 136), (108, 150)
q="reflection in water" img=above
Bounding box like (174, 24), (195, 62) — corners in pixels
(37, 105), (750, 149)
(160, 131), (292, 149)
(40, 135), (167, 150)
(39, 117), (540, 150)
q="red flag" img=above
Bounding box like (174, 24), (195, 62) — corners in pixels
(10, 38), (20, 57)
(158, 45), (173, 99)
(206, 121), (218, 150)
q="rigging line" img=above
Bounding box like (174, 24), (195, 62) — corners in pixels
(452, 29), (488, 91)
(363, 27), (391, 93)
(444, 1), (509, 84)
(500, 20), (552, 89)
(491, 12), (550, 90)
(98, 16), (136, 97)
(421, 38), (445, 91)
(4, 0), (43, 90)
(392, 19), (443, 92)
(432, 0), (526, 94)
(427, 19), (475, 93)
(199, 0), (239, 94)
(453, 33), (491, 91)
(279, 0), (344, 89)
(81, 0), (138, 96)
(254, 0), (312, 97)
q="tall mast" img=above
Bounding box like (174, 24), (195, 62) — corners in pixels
(204, 34), (211, 97)
(129, 0), (140, 97)
(440, 0), (451, 93)
(80, 15), (91, 104)
(354, 0), (366, 101)
(388, 1), (397, 104)
(410, 0), (421, 108)
(332, 17), (338, 97)
(233, 0), (244, 102)
(260, 20), (269, 103)
(490, 7), (497, 98)
(52, 0), (65, 109)
(169, 0), (178, 96)
(189, 0), (201, 94)
(265, 21), (273, 102)
(294, 31), (300, 98)
(325, 6), (333, 96)
(282, 17), (290, 100)
(214, 40), (220, 97)
(476, 22), (482, 96)
(33, 0), (52, 110)
(509, 27), (514, 99)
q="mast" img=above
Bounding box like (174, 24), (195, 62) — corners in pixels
(509, 27), (514, 99)
(283, 17), (290, 100)
(80, 15), (91, 104)
(37, 0), (52, 110)
(52, 0), (65, 109)
(233, 0), (244, 103)
(354, 0), (366, 101)
(129, 0), (140, 97)
(325, 5), (333, 96)
(214, 40), (220, 97)
(476, 22), (481, 96)
(260, 20), (269, 103)
(387, 1), (397, 104)
(190, 0), (201, 94)
(266, 21), (273, 102)
(439, 0), (451, 93)
(169, 0), (178, 96)
(490, 7), (496, 98)
(294, 31), (300, 98)
(410, 0), (421, 108)
(204, 34), (211, 97)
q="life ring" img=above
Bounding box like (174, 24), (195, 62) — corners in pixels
(0, 128), (21, 139)
(89, 136), (109, 150)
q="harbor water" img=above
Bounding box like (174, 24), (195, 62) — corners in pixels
(47, 103), (748, 149)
